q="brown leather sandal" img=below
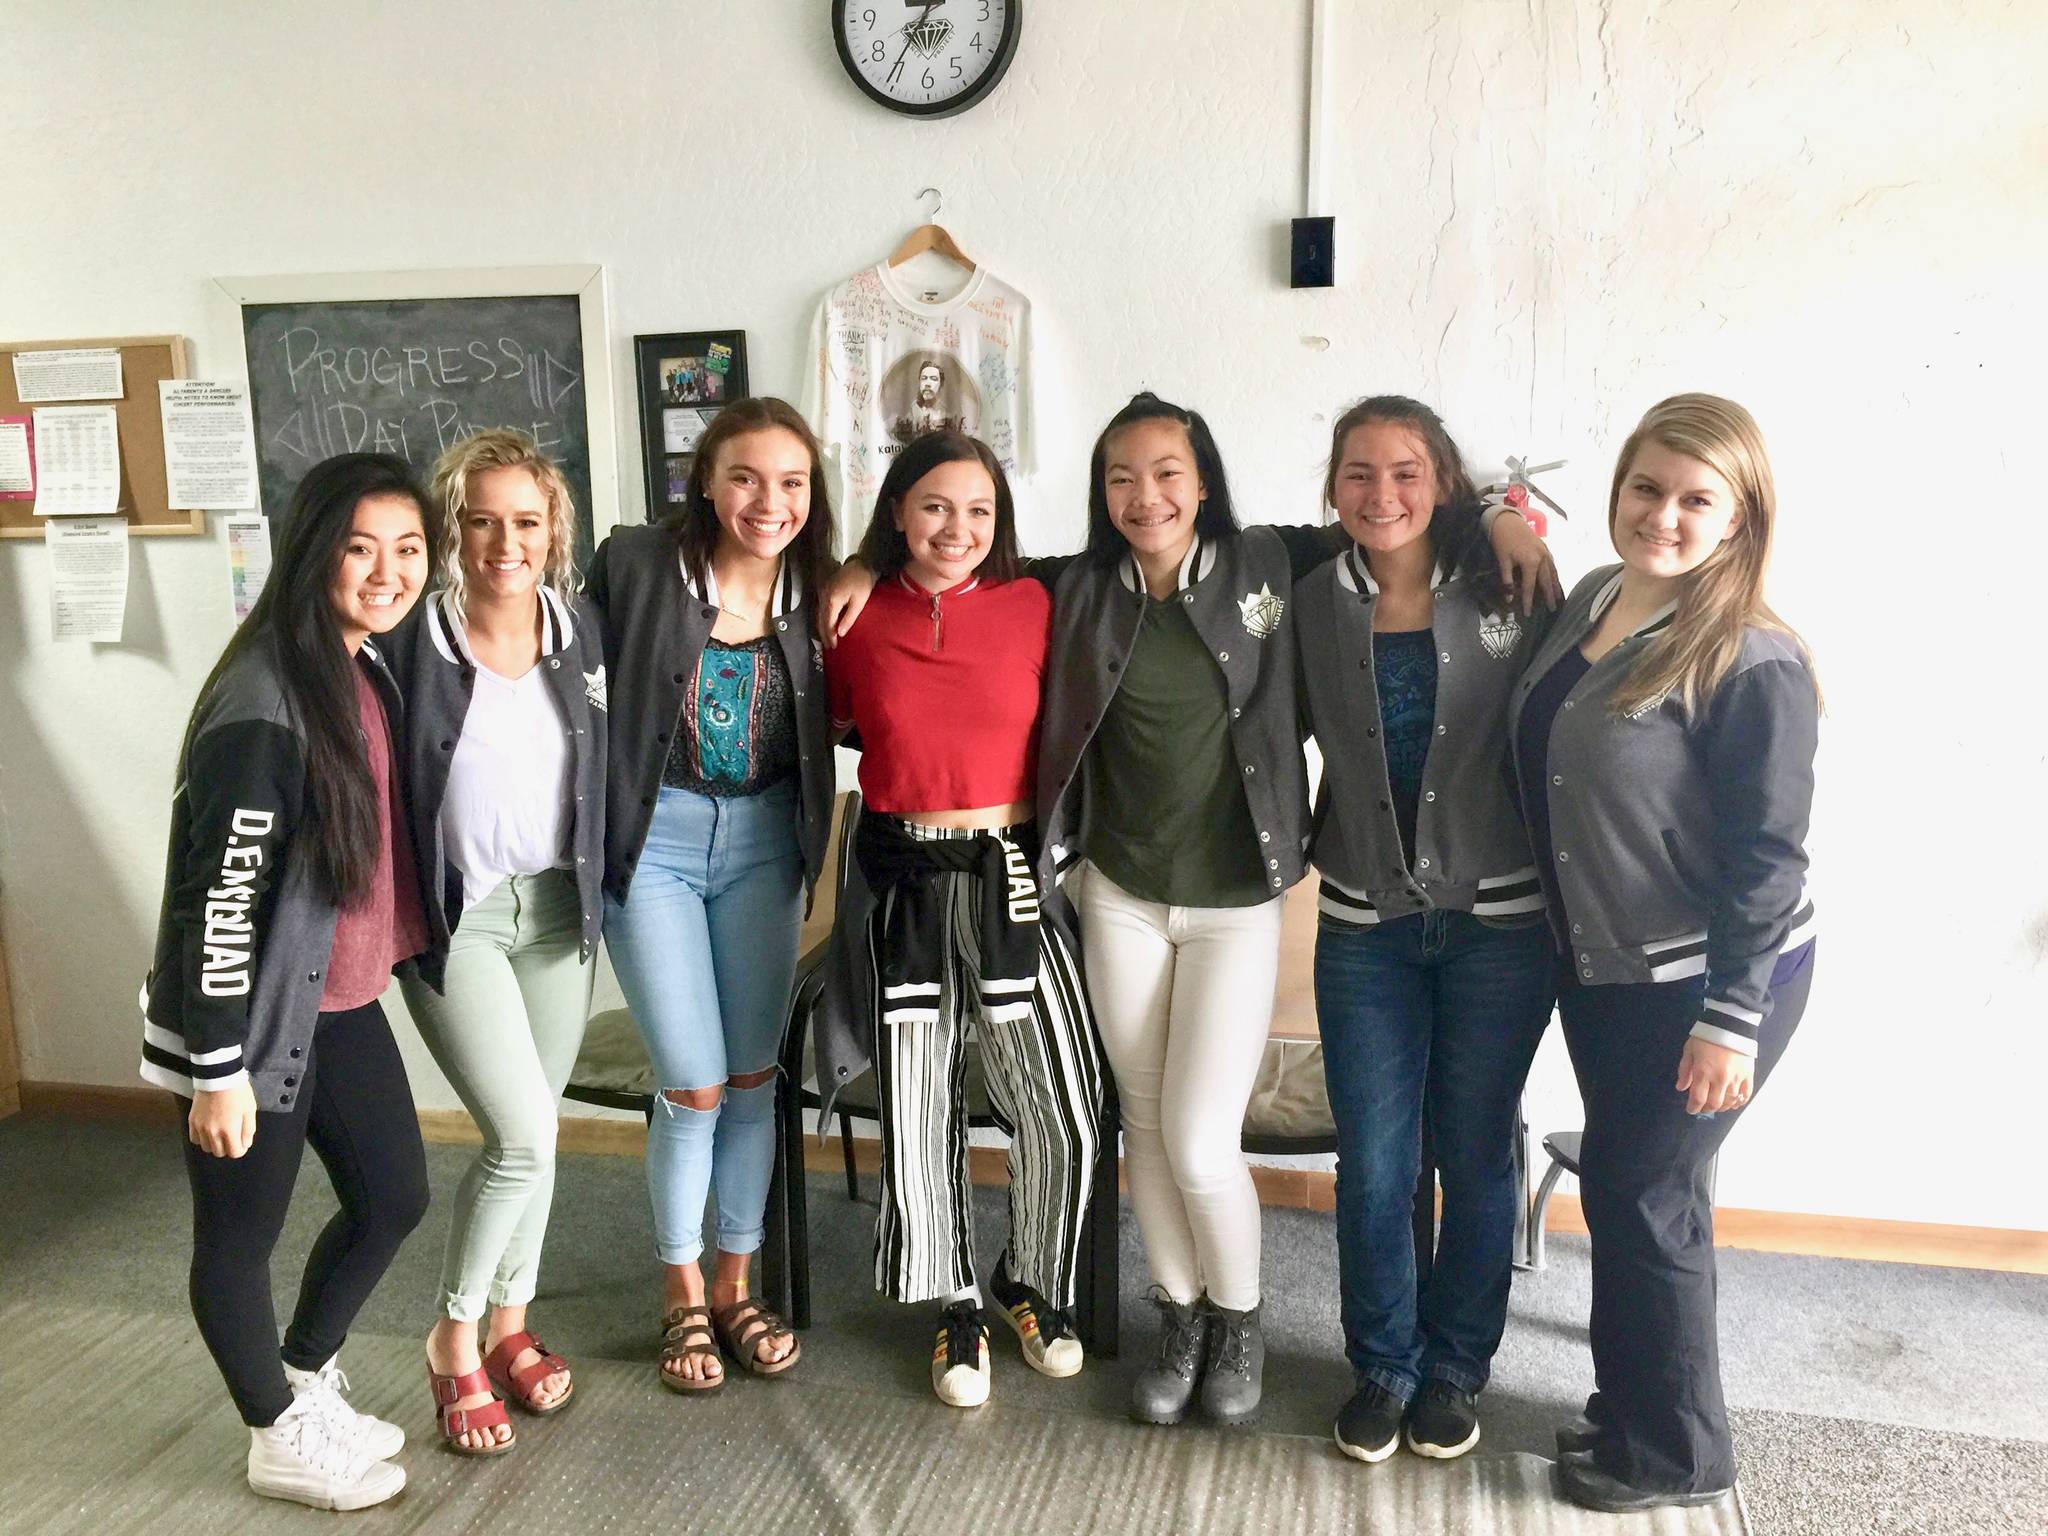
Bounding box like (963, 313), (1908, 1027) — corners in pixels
(659, 1305), (725, 1394)
(711, 1296), (803, 1377)
(482, 1329), (573, 1416)
(428, 1363), (516, 1456)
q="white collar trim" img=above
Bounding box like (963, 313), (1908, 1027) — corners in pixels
(1587, 570), (1678, 638)
(678, 550), (803, 618)
(428, 585), (574, 667)
(1119, 534), (1214, 595)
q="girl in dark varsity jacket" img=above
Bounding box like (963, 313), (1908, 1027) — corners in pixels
(388, 430), (606, 1455)
(587, 397), (836, 1395)
(1297, 397), (1559, 1467)
(1508, 395), (1820, 1514)
(139, 453), (435, 1512)
(815, 431), (1105, 1411)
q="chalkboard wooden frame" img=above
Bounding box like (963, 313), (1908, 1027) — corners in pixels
(210, 265), (620, 550)
(633, 330), (749, 521)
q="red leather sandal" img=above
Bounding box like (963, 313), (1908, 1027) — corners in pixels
(428, 1363), (516, 1456)
(482, 1330), (574, 1416)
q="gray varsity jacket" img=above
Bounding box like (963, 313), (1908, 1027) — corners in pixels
(1507, 566), (1819, 1055)
(140, 638), (420, 1111)
(1298, 546), (1551, 924)
(388, 587), (609, 991)
(585, 524), (834, 904)
(1037, 528), (1314, 901)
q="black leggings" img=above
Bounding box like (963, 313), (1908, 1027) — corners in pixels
(180, 1000), (429, 1427)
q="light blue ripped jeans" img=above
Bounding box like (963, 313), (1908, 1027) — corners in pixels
(603, 780), (804, 1267)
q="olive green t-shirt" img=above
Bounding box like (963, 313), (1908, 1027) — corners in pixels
(1081, 594), (1271, 907)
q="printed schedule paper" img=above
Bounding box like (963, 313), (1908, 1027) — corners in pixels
(30, 405), (122, 516)
(160, 380), (259, 510)
(13, 347), (124, 402)
(225, 513), (273, 623)
(46, 516), (129, 642)
(0, 417), (32, 497)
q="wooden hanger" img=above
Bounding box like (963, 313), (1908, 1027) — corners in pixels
(888, 187), (974, 270)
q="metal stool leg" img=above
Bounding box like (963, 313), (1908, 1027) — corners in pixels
(1529, 1156), (1570, 1271)
(839, 1110), (861, 1202)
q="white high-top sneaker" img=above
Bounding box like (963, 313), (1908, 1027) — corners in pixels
(283, 1355), (405, 1460)
(247, 1397), (406, 1511)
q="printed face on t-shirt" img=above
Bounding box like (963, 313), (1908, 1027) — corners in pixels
(710, 428), (813, 567)
(894, 458), (997, 594)
(917, 364), (943, 406)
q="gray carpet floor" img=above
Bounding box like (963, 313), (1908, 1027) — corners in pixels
(1, 1114), (2043, 1534)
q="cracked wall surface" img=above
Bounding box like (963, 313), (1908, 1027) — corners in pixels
(2, 1), (2044, 1229)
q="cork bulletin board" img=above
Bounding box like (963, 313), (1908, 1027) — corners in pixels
(0, 334), (205, 538)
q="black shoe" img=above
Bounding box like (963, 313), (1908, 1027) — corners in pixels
(1334, 1380), (1406, 1463)
(1196, 1299), (1264, 1425)
(1555, 1450), (1733, 1513)
(989, 1255), (1083, 1378)
(1131, 1288), (1207, 1425)
(1404, 1379), (1480, 1459)
(1553, 1415), (1601, 1456)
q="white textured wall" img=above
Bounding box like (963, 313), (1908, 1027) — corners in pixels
(3, 1), (2044, 1230)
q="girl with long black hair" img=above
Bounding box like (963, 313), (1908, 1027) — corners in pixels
(140, 452), (436, 1510)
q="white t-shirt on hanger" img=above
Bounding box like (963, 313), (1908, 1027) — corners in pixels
(802, 254), (1034, 556)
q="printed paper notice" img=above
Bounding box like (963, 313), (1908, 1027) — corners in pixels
(0, 416), (32, 498)
(161, 380), (259, 510)
(47, 517), (129, 642)
(31, 405), (121, 516)
(226, 513), (274, 623)
(663, 407), (716, 453)
(13, 347), (124, 402)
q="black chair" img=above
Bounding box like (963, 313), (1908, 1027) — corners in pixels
(764, 793), (1123, 1356)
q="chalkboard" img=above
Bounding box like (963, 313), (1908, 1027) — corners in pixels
(221, 268), (619, 570)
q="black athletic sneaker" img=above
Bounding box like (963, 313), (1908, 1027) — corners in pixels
(1334, 1380), (1406, 1463)
(1404, 1379), (1481, 1458)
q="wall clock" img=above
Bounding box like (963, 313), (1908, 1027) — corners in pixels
(834, 1), (1022, 118)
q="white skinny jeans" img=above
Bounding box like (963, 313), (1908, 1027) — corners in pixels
(1074, 862), (1283, 1311)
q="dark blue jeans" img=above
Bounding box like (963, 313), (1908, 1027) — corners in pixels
(1315, 908), (1556, 1400)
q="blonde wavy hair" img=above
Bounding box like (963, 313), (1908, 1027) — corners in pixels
(429, 428), (580, 626)
(1606, 393), (1820, 717)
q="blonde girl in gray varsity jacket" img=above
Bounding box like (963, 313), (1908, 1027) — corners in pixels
(140, 453), (436, 1512)
(1297, 398), (1560, 1468)
(1508, 395), (1819, 1515)
(388, 430), (606, 1456)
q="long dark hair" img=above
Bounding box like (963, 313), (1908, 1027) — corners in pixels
(1084, 392), (1242, 563)
(186, 453), (431, 907)
(1323, 395), (1508, 615)
(857, 430), (1021, 585)
(670, 396), (835, 604)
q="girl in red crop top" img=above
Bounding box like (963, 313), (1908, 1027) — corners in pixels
(821, 432), (1105, 1410)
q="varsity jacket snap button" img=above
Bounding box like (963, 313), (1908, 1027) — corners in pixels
(283, 1076), (296, 1088)
(1268, 859), (1279, 870)
(1572, 922), (1583, 934)
(1366, 726), (1377, 737)
(1552, 774), (1563, 785)
(1108, 660), (1121, 672)
(440, 739), (453, 751)
(1218, 651), (1229, 662)
(289, 1047), (302, 1059)
(1418, 859), (1431, 869)
(1231, 707), (1241, 719)
(1556, 851), (1570, 862)
(1440, 652), (1451, 663)
(1424, 791), (1436, 802)
(1181, 594), (1193, 605)
(1271, 876), (1282, 888)
(836, 1066), (849, 1078)
(279, 1093), (292, 1105)
(307, 971), (320, 982)
(549, 658), (560, 669)
(1435, 725), (1447, 736)
(1581, 968), (1593, 979)
(1243, 764), (1255, 775)
(776, 619), (788, 631)
(657, 731), (670, 744)
(1579, 953), (1590, 963)
(673, 672), (687, 684)
(1359, 659), (1368, 669)
(1259, 832), (1270, 843)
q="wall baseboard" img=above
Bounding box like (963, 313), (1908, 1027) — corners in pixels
(23, 1085), (2046, 1276)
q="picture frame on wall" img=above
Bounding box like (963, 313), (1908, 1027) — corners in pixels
(634, 330), (747, 520)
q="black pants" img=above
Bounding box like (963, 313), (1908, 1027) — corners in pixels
(1558, 943), (1814, 1494)
(180, 1000), (429, 1427)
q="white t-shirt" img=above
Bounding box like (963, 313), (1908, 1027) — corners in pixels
(803, 257), (1034, 556)
(442, 658), (572, 911)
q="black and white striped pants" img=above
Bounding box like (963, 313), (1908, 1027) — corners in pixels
(870, 850), (1104, 1307)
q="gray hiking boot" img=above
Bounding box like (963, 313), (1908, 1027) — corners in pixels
(1130, 1287), (1208, 1425)
(1198, 1298), (1264, 1425)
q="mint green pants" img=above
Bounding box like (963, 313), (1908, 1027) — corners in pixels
(399, 870), (593, 1323)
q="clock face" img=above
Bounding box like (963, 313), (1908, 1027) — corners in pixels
(834, 1), (1022, 119)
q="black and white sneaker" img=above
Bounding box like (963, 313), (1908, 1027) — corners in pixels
(1334, 1380), (1406, 1463)
(990, 1255), (1083, 1378)
(1404, 1379), (1481, 1458)
(931, 1301), (990, 1408)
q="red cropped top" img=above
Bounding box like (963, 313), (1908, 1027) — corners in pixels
(826, 573), (1051, 815)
